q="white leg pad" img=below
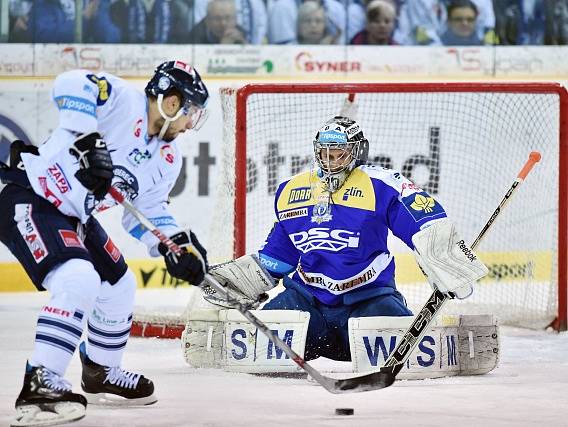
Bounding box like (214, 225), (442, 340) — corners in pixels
(182, 309), (310, 373)
(349, 314), (499, 379)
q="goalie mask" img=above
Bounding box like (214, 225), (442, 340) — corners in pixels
(145, 60), (209, 139)
(313, 116), (369, 192)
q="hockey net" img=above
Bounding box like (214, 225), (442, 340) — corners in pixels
(132, 82), (567, 338)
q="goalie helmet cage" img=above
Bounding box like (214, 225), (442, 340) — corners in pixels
(211, 82), (567, 332)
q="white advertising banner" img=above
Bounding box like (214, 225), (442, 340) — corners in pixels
(1, 44), (568, 79)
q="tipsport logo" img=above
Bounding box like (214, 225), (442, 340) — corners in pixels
(288, 227), (360, 253)
(55, 96), (96, 117)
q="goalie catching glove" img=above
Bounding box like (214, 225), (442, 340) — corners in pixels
(204, 254), (276, 308)
(158, 230), (208, 286)
(412, 218), (488, 299)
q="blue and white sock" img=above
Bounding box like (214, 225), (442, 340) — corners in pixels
(30, 259), (101, 375)
(86, 270), (137, 367)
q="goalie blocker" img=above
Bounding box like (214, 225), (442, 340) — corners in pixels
(203, 254), (275, 308)
(182, 309), (499, 379)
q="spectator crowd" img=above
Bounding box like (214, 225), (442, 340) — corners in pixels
(6, 0), (568, 45)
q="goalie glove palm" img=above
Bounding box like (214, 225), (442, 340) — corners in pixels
(206, 254), (275, 308)
(158, 231), (208, 286)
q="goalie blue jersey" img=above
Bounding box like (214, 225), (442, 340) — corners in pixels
(259, 165), (447, 306)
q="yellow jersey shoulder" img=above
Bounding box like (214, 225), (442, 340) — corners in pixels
(276, 168), (376, 212)
(333, 167), (375, 211)
(276, 171), (315, 212)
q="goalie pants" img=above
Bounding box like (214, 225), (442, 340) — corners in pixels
(0, 184), (137, 374)
(262, 277), (412, 361)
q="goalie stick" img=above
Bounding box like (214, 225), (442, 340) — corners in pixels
(109, 151), (540, 393)
(376, 151), (542, 386)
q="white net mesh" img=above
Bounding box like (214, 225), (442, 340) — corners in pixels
(210, 84), (565, 329)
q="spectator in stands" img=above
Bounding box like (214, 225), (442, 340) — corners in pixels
(393, 0), (444, 45)
(347, 0), (398, 45)
(194, 0), (267, 44)
(393, 0), (494, 45)
(545, 0), (568, 44)
(494, 0), (545, 44)
(188, 0), (247, 43)
(83, 0), (121, 43)
(268, 0), (346, 44)
(27, 0), (76, 43)
(8, 0), (32, 42)
(169, 0), (198, 43)
(350, 0), (397, 44)
(440, 0), (481, 45)
(108, 0), (173, 43)
(297, 1), (339, 44)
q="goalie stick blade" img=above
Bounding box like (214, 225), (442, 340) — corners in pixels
(326, 368), (396, 394)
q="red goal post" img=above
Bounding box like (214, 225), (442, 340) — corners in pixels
(213, 82), (567, 331)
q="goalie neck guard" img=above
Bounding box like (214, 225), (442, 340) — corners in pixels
(145, 60), (209, 139)
(313, 116), (369, 192)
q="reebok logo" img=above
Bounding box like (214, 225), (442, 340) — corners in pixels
(456, 240), (476, 262)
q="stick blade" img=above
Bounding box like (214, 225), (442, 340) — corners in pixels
(326, 368), (396, 394)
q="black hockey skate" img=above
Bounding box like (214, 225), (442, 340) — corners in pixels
(79, 342), (157, 406)
(12, 363), (87, 427)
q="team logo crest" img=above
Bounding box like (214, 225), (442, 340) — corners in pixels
(158, 76), (170, 90)
(311, 196), (333, 224)
(86, 74), (112, 106)
(410, 194), (436, 213)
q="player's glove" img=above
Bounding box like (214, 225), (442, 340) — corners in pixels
(69, 132), (114, 201)
(158, 230), (208, 286)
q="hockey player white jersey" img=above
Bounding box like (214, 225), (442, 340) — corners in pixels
(21, 69), (182, 255)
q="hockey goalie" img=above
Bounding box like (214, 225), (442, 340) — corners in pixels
(183, 115), (498, 378)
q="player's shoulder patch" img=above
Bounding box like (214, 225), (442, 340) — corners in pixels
(85, 73), (113, 106)
(401, 191), (445, 222)
(276, 171), (314, 212)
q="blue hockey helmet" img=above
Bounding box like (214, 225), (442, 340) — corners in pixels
(145, 60), (209, 138)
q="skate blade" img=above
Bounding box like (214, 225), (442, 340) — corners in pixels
(11, 402), (86, 427)
(84, 392), (157, 407)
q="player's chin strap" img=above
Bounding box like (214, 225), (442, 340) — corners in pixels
(156, 94), (185, 140)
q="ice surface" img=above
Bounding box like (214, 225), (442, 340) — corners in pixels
(1, 291), (567, 427)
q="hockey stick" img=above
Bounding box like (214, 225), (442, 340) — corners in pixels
(108, 187), (386, 393)
(374, 151), (542, 387)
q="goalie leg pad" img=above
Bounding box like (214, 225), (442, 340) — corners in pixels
(182, 309), (310, 373)
(348, 314), (499, 379)
(182, 309), (225, 369)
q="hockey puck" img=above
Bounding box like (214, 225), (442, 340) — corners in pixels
(335, 408), (354, 416)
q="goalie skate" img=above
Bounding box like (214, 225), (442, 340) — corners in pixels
(79, 343), (157, 406)
(11, 363), (86, 427)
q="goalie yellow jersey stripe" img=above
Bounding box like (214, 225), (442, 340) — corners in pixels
(277, 169), (376, 212)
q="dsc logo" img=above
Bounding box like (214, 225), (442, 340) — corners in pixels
(289, 227), (360, 253)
